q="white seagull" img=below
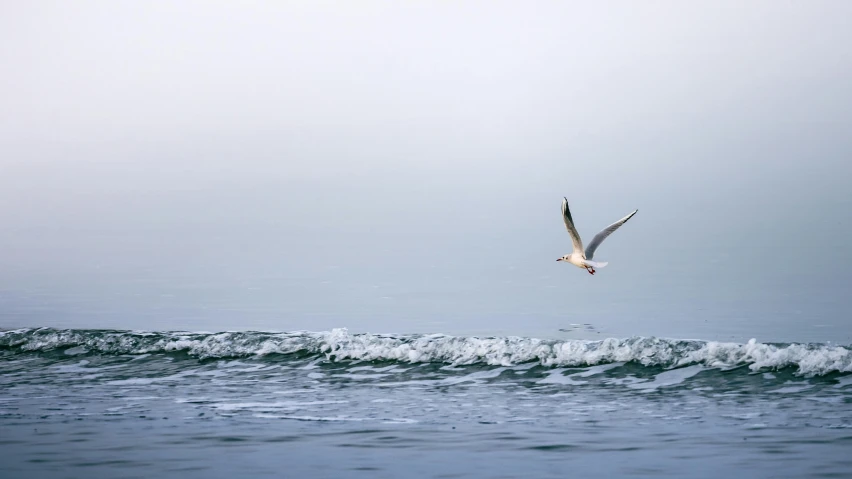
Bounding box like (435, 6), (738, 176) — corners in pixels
(557, 197), (637, 275)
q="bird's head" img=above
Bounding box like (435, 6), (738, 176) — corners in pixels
(556, 255), (569, 262)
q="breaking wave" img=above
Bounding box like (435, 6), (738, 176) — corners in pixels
(1, 328), (850, 376)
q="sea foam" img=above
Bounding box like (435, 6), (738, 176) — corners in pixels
(1, 328), (850, 376)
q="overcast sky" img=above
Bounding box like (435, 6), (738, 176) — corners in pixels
(1, 1), (851, 341)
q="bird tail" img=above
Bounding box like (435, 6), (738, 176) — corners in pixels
(583, 260), (608, 269)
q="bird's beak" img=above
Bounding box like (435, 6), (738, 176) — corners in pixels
(556, 258), (563, 261)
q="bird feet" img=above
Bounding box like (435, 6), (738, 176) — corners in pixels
(586, 268), (596, 275)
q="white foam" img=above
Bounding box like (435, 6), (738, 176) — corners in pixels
(107, 378), (157, 386)
(381, 418), (418, 424)
(538, 362), (625, 386)
(316, 331), (852, 376)
(333, 373), (391, 380)
(107, 369), (199, 385)
(212, 400), (348, 412)
(379, 368), (508, 388)
(628, 365), (706, 391)
(605, 376), (646, 387)
(3, 328), (852, 376)
(349, 365), (410, 373)
(251, 414), (367, 422)
(537, 368), (586, 385)
(573, 362), (624, 377)
(51, 360), (92, 373)
(768, 382), (813, 394)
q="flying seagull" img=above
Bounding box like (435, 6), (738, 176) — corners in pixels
(557, 197), (637, 275)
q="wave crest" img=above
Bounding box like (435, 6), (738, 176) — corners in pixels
(1, 328), (850, 376)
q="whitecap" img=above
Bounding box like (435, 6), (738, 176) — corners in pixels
(4, 328), (851, 376)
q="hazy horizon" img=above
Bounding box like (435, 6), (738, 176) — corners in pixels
(2, 1), (851, 342)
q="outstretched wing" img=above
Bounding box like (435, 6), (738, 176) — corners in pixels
(584, 209), (637, 260)
(561, 197), (584, 255)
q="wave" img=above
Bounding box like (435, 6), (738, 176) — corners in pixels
(1, 328), (850, 376)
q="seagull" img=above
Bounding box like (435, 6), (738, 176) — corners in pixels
(557, 197), (637, 275)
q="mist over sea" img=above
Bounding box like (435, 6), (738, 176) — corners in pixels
(3, 1), (852, 477)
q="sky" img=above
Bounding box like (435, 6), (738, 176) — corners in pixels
(1, 1), (851, 342)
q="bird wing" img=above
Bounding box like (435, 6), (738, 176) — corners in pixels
(584, 209), (638, 260)
(561, 197), (584, 255)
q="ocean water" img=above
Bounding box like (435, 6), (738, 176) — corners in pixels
(2, 328), (851, 478)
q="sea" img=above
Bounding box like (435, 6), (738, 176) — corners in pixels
(1, 327), (851, 478)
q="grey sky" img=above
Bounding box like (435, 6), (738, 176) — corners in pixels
(1, 2), (851, 341)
